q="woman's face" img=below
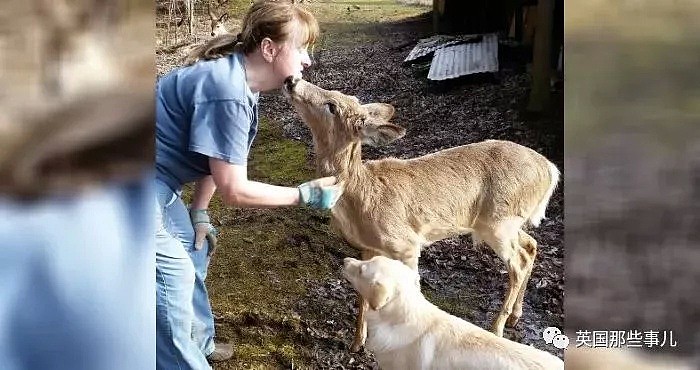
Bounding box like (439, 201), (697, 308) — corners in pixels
(271, 40), (312, 87)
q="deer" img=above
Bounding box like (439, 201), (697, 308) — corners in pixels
(283, 76), (560, 352)
(208, 0), (230, 37)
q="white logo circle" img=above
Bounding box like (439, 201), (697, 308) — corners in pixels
(542, 326), (561, 344)
(552, 334), (570, 349)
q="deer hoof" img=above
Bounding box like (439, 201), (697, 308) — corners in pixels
(350, 340), (364, 352)
(506, 314), (521, 328)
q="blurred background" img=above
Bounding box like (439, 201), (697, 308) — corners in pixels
(565, 0), (700, 368)
(0, 1), (155, 369)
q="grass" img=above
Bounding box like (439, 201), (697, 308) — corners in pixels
(312, 0), (429, 50)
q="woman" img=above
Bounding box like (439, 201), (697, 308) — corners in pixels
(155, 2), (338, 368)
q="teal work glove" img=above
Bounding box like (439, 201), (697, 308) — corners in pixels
(189, 209), (219, 257)
(298, 176), (343, 209)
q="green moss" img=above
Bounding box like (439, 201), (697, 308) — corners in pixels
(312, 1), (429, 25)
(313, 2), (431, 50)
(233, 342), (297, 367)
(247, 118), (314, 186)
(423, 290), (479, 323)
(203, 207), (347, 369)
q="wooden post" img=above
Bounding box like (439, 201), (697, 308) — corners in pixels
(527, 0), (553, 112)
(515, 1), (523, 42)
(433, 0), (445, 34)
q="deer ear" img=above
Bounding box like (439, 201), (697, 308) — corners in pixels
(362, 103), (395, 121)
(361, 122), (406, 147)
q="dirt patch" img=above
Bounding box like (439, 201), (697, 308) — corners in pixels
(158, 1), (563, 368)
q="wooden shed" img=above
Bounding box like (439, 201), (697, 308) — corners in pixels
(432, 0), (511, 35)
(432, 0), (563, 111)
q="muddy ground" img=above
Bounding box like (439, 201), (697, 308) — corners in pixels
(157, 1), (564, 368)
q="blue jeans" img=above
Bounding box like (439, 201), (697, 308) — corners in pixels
(156, 179), (215, 370)
(0, 178), (155, 370)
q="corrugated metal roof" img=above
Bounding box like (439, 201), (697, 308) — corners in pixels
(404, 34), (484, 64)
(427, 33), (499, 81)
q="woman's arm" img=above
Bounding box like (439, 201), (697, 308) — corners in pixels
(191, 175), (217, 210)
(210, 157), (300, 207)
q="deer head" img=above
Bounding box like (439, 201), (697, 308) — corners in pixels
(283, 76), (405, 151)
(208, 0), (230, 37)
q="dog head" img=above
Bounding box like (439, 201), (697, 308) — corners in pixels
(342, 256), (418, 311)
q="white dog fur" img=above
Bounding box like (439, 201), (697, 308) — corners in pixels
(342, 256), (564, 370)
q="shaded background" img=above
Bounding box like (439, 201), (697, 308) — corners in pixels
(565, 0), (700, 367)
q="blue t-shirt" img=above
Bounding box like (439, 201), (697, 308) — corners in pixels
(156, 52), (259, 192)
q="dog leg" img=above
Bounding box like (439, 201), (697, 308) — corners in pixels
(507, 230), (538, 327)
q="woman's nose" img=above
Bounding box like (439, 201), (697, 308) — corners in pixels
(301, 49), (312, 69)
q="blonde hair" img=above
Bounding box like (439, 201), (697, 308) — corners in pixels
(184, 1), (319, 65)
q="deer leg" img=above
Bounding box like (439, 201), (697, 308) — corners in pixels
(482, 224), (529, 337)
(350, 294), (369, 352)
(350, 250), (376, 352)
(507, 230), (538, 327)
(401, 247), (421, 289)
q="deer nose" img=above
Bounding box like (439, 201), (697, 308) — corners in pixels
(284, 76), (300, 92)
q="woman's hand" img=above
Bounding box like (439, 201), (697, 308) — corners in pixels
(189, 209), (219, 256)
(297, 176), (343, 209)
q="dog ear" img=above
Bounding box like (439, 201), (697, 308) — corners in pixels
(367, 280), (391, 310)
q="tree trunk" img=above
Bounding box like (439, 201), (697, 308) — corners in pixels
(527, 0), (553, 112)
(187, 0), (194, 35)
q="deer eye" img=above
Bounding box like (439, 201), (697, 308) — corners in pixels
(325, 102), (337, 115)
